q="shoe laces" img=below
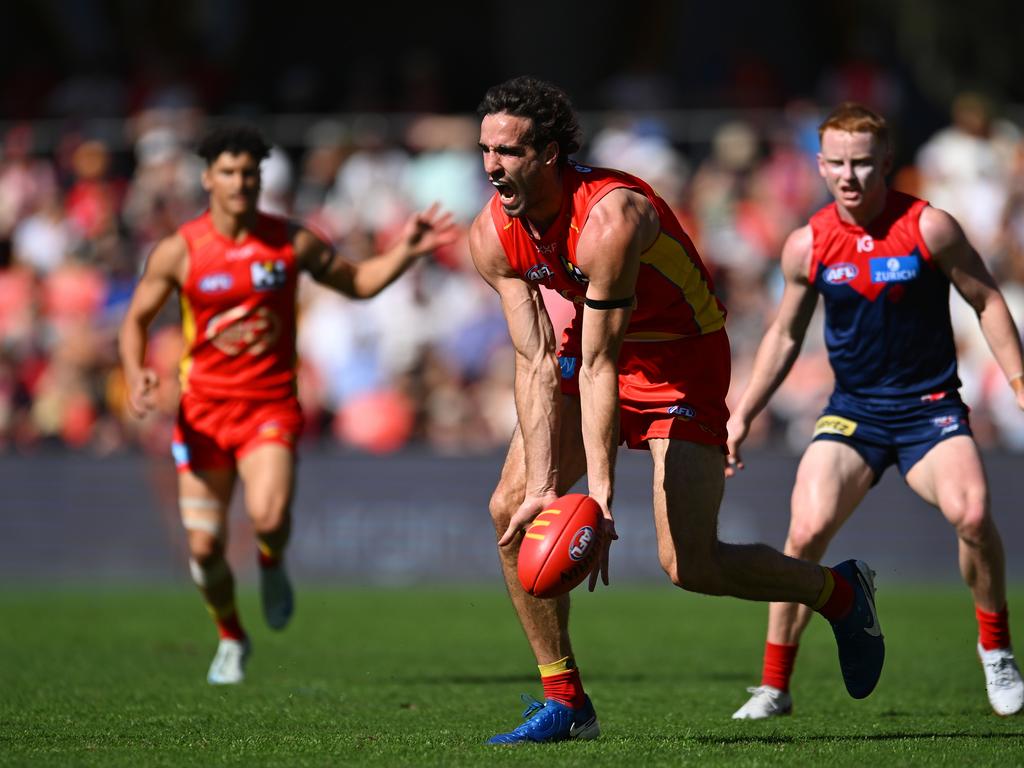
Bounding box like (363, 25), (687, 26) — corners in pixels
(985, 655), (1021, 688)
(745, 685), (782, 700)
(519, 694), (547, 720)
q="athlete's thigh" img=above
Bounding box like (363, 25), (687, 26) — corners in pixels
(494, 395), (588, 504)
(649, 438), (725, 562)
(236, 442), (296, 518)
(790, 439), (875, 539)
(178, 466), (236, 545)
(904, 435), (987, 522)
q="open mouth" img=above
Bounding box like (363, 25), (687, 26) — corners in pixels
(492, 179), (518, 207)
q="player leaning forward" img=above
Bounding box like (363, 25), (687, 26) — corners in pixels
(469, 76), (887, 744)
(728, 103), (1024, 719)
(119, 125), (456, 684)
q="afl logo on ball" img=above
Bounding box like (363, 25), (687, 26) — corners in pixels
(568, 526), (596, 561)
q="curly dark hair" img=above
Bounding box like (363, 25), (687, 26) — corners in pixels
(196, 124), (271, 165)
(478, 76), (582, 165)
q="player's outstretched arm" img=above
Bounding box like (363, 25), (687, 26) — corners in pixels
(468, 209), (561, 545)
(298, 204), (458, 299)
(725, 225), (819, 475)
(118, 233), (186, 418)
(574, 189), (650, 588)
(924, 206), (1024, 411)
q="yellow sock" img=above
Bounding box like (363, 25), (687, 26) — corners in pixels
(538, 656), (575, 677)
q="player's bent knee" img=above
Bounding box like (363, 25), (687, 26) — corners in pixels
(664, 556), (724, 595)
(249, 505), (288, 535)
(953, 501), (993, 544)
(187, 531), (223, 563)
(488, 486), (518, 529)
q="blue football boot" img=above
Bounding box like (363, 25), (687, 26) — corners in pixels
(488, 694), (600, 744)
(828, 559), (885, 699)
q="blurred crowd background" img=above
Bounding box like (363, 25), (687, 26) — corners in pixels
(4, 0), (1024, 459)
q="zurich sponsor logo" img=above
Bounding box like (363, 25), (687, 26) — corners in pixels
(198, 272), (233, 293)
(870, 255), (919, 283)
(525, 263), (555, 282)
(823, 263), (858, 285)
(667, 403), (696, 420)
(568, 526), (596, 561)
(559, 356), (578, 379)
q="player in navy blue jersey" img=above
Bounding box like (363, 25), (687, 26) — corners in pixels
(727, 103), (1024, 718)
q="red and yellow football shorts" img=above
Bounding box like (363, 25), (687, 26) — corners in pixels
(558, 327), (730, 449)
(172, 392), (304, 473)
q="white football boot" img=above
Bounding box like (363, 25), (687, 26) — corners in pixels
(260, 564), (294, 630)
(207, 637), (251, 685)
(978, 643), (1024, 716)
(731, 685), (793, 719)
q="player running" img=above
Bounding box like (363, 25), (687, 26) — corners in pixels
(119, 125), (456, 684)
(728, 103), (1024, 719)
(469, 77), (886, 744)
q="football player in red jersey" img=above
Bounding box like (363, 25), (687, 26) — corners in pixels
(727, 103), (1024, 719)
(119, 125), (456, 684)
(470, 77), (886, 745)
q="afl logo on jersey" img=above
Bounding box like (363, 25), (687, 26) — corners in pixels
(823, 263), (859, 285)
(525, 263), (555, 282)
(198, 273), (234, 293)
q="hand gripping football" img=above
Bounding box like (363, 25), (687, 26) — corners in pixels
(517, 494), (604, 598)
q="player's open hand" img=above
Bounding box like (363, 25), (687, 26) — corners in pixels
(588, 503), (617, 591)
(724, 413), (749, 478)
(402, 203), (459, 257)
(498, 491), (560, 547)
(126, 368), (160, 418)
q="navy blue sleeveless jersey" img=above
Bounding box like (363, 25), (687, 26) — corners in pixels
(808, 191), (960, 399)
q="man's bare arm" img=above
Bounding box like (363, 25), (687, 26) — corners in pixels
(468, 208), (561, 544)
(726, 225), (819, 473)
(118, 233), (187, 417)
(296, 204), (457, 298)
(924, 206), (1024, 408)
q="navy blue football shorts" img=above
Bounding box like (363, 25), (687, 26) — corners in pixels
(811, 389), (973, 484)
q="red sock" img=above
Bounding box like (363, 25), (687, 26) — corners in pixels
(216, 610), (247, 641)
(976, 605), (1011, 651)
(762, 642), (799, 691)
(542, 668), (586, 709)
(816, 567), (854, 622)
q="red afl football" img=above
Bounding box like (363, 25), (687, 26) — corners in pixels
(517, 493), (604, 598)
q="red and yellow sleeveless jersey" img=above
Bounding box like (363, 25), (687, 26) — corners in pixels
(177, 211), (299, 400)
(489, 162), (725, 340)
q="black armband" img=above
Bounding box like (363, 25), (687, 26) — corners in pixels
(584, 295), (635, 310)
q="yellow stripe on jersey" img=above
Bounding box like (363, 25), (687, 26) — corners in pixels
(179, 294), (197, 392)
(624, 331), (686, 341)
(640, 233), (725, 334)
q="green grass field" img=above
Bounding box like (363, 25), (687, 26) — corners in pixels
(2, 586), (1022, 766)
